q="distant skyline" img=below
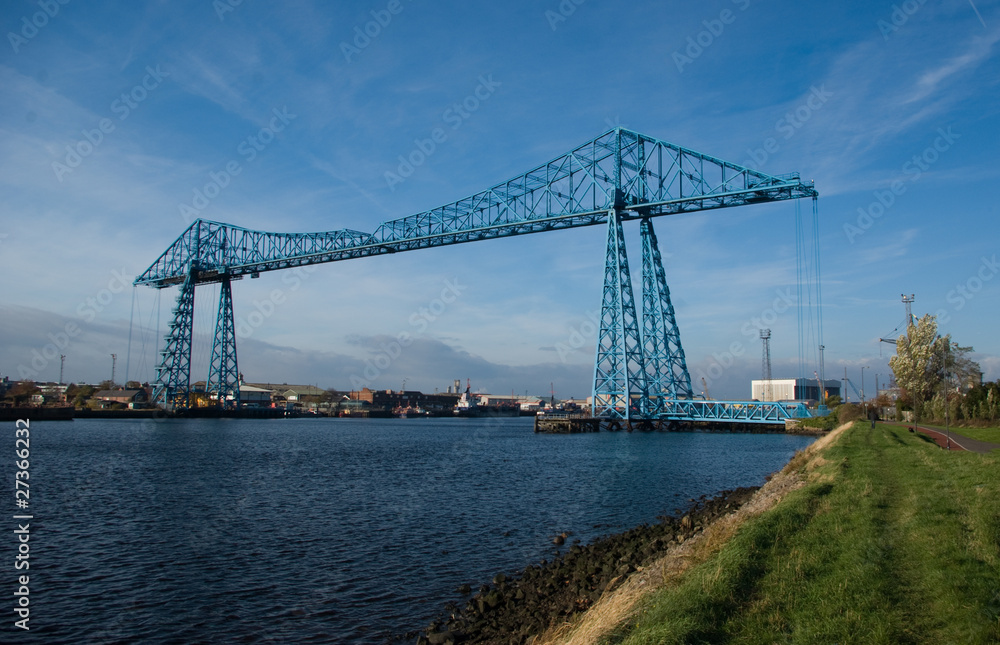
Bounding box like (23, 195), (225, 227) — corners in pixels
(2, 1), (999, 400)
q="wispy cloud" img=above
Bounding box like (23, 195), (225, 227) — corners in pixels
(904, 29), (1000, 104)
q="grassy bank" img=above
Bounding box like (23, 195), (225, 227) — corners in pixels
(603, 422), (1000, 644)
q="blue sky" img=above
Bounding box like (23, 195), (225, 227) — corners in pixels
(1, 0), (998, 400)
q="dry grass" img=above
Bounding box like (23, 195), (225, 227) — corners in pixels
(532, 423), (854, 645)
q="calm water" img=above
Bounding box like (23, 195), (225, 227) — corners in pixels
(7, 417), (813, 643)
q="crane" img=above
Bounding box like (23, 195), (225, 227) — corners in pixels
(879, 294), (916, 354)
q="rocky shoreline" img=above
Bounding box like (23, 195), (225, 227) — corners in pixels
(411, 486), (761, 645)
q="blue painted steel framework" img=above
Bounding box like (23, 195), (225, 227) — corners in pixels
(640, 218), (693, 409)
(660, 400), (813, 424)
(205, 274), (240, 410)
(593, 210), (646, 419)
(154, 265), (196, 410)
(135, 128), (818, 418)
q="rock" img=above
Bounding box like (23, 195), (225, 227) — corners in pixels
(427, 631), (456, 645)
(457, 583), (472, 595)
(417, 486), (762, 645)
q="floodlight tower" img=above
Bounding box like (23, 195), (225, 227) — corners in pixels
(760, 329), (772, 401)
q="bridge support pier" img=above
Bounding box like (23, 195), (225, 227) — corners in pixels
(593, 209), (647, 420)
(640, 218), (693, 415)
(592, 213), (694, 421)
(206, 274), (240, 410)
(152, 265), (197, 411)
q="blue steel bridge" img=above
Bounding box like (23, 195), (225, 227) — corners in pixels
(135, 128), (819, 425)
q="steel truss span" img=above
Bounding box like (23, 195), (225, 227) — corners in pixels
(136, 128), (818, 417)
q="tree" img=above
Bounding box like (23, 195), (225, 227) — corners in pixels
(889, 314), (979, 421)
(69, 384), (95, 408)
(890, 315), (945, 420)
(5, 381), (40, 406)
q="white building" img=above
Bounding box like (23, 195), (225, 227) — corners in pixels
(751, 378), (841, 402)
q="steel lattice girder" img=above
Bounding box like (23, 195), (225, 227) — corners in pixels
(639, 218), (693, 414)
(205, 275), (240, 410)
(660, 400), (809, 424)
(152, 266), (196, 410)
(592, 210), (646, 420)
(134, 128), (818, 288)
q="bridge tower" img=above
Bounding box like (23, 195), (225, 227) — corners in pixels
(205, 273), (240, 410)
(638, 217), (693, 416)
(592, 208), (647, 420)
(152, 264), (197, 411)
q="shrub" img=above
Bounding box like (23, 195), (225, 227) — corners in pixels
(837, 403), (865, 425)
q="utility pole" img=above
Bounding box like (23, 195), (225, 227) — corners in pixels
(59, 355), (65, 385)
(861, 366), (868, 404)
(110, 353), (117, 387)
(843, 367), (848, 403)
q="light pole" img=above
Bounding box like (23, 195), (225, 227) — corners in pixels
(861, 366), (869, 404)
(944, 342), (953, 450)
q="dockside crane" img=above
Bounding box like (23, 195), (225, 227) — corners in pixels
(879, 294), (916, 355)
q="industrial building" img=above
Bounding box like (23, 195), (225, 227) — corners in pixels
(751, 378), (841, 403)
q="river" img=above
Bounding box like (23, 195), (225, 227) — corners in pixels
(9, 416), (814, 643)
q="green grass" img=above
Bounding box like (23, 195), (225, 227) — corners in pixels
(607, 423), (1000, 644)
(920, 424), (1000, 445)
(884, 421), (1000, 447)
